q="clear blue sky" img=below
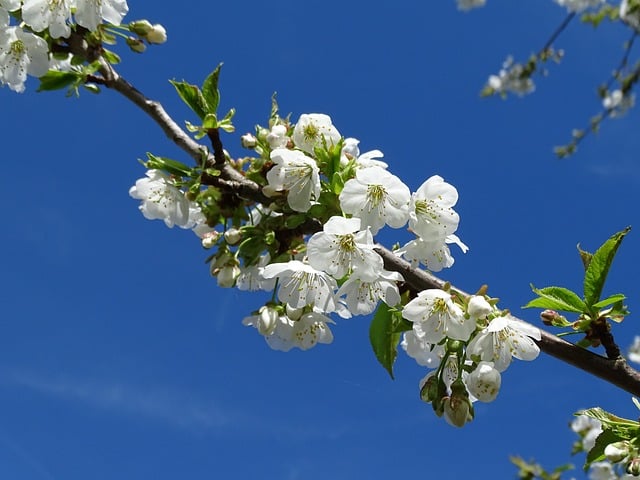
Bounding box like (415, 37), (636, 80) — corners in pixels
(1, 1), (639, 478)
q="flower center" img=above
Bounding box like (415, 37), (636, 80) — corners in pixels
(302, 123), (319, 142)
(367, 184), (387, 206)
(338, 234), (356, 253)
(10, 40), (25, 57)
(414, 199), (439, 221)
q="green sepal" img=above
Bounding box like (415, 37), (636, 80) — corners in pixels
(523, 285), (586, 313)
(170, 79), (207, 119)
(201, 63), (222, 114)
(145, 153), (192, 177)
(369, 304), (411, 379)
(202, 113), (218, 130)
(101, 48), (121, 65)
(583, 227), (631, 308)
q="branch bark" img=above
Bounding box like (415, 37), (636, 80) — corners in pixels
(90, 54), (640, 398)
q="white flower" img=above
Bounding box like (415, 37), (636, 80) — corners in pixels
(466, 361), (501, 402)
(22, 0), (73, 38)
(487, 56), (535, 97)
(0, 27), (49, 93)
(340, 138), (388, 169)
(466, 314), (541, 372)
(402, 289), (475, 343)
(339, 166), (411, 235)
(603, 89), (635, 118)
(402, 330), (444, 368)
(0, 0), (20, 12)
(588, 462), (616, 480)
(292, 113), (341, 154)
(244, 310), (334, 351)
(266, 124), (289, 149)
(74, 0), (129, 31)
(306, 216), (383, 280)
(146, 24), (167, 44)
(262, 260), (338, 313)
(336, 269), (403, 315)
(0, 8), (7, 28)
(397, 234), (468, 272)
(129, 169), (193, 228)
(628, 336), (640, 364)
(554, 0), (603, 13)
(572, 414), (603, 451)
(267, 148), (320, 212)
(409, 175), (460, 242)
(236, 254), (277, 292)
(456, 0), (486, 11)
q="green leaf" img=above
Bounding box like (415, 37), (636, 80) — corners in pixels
(585, 429), (620, 471)
(592, 293), (626, 309)
(523, 285), (586, 313)
(369, 303), (403, 379)
(37, 70), (80, 92)
(145, 153), (192, 177)
(577, 243), (593, 271)
(169, 79), (207, 120)
(201, 63), (222, 113)
(583, 227), (631, 308)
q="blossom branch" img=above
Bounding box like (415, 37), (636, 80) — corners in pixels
(81, 44), (640, 398)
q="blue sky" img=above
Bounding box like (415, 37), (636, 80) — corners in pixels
(1, 1), (640, 479)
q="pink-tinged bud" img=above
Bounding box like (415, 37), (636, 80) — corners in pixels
(201, 231), (221, 249)
(540, 309), (567, 326)
(146, 24), (167, 44)
(258, 306), (278, 335)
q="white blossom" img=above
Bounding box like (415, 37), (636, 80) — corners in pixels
(572, 414), (603, 451)
(22, 0), (73, 38)
(266, 148), (320, 212)
(0, 8), (7, 28)
(402, 330), (444, 368)
(292, 113), (341, 154)
(488, 56), (535, 97)
(466, 361), (501, 402)
(340, 138), (388, 169)
(466, 313), (541, 372)
(243, 310), (334, 351)
(262, 260), (338, 313)
(74, 0), (129, 31)
(456, 0), (486, 11)
(554, 0), (603, 13)
(397, 234), (468, 272)
(129, 169), (196, 228)
(0, 26), (49, 93)
(236, 254), (277, 292)
(409, 175), (460, 242)
(402, 289), (476, 344)
(603, 89), (635, 118)
(266, 124), (289, 149)
(0, 0), (20, 12)
(306, 216), (383, 280)
(628, 336), (640, 364)
(336, 269), (403, 315)
(339, 166), (411, 235)
(467, 295), (493, 319)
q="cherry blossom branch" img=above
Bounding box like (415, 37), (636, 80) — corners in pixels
(78, 44), (640, 398)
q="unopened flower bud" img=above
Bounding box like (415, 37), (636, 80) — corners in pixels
(605, 441), (630, 463)
(540, 309), (566, 326)
(266, 124), (288, 149)
(467, 361), (501, 402)
(241, 133), (258, 149)
(467, 295), (492, 319)
(286, 304), (304, 321)
(443, 390), (474, 428)
(216, 264), (240, 288)
(224, 228), (242, 245)
(258, 306), (279, 336)
(146, 24), (167, 44)
(129, 19), (153, 36)
(419, 373), (438, 403)
(627, 457), (640, 476)
(126, 37), (146, 53)
(201, 230), (221, 249)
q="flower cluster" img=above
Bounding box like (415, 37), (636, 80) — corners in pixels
(128, 105), (542, 426)
(403, 292), (540, 426)
(486, 56), (535, 98)
(0, 0), (166, 92)
(553, 0), (604, 12)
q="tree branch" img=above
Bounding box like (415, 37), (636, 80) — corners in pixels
(87, 51), (640, 398)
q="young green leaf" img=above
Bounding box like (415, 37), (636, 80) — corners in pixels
(201, 63), (222, 114)
(369, 303), (403, 379)
(592, 293), (626, 309)
(37, 70), (80, 92)
(583, 227), (631, 308)
(523, 285), (586, 313)
(169, 79), (208, 120)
